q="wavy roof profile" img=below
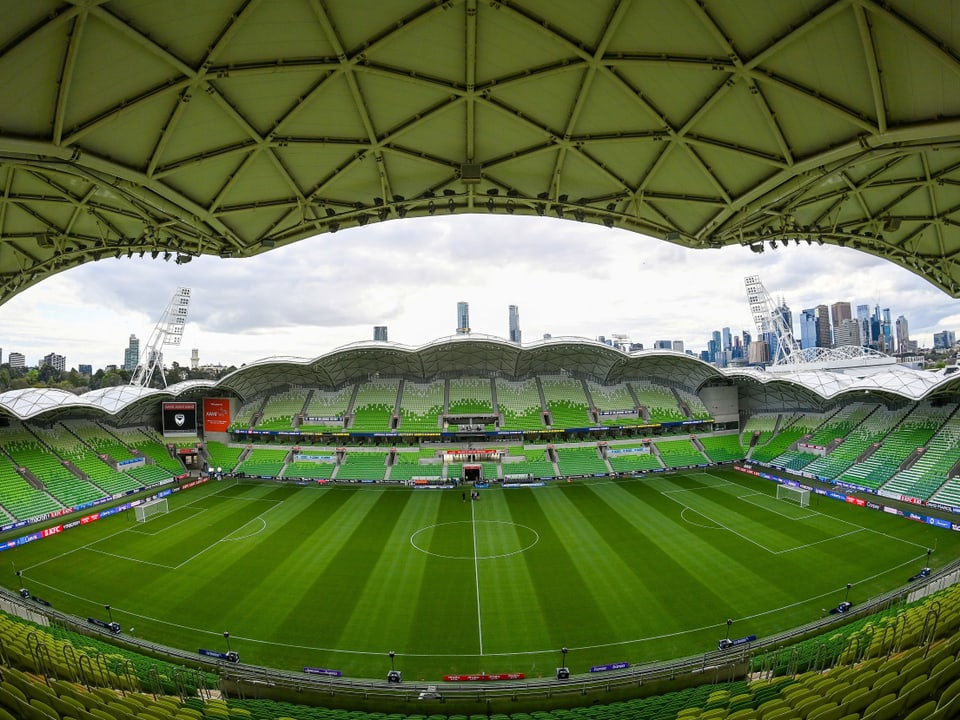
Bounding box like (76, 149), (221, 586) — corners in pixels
(1, 1), (960, 303)
(1, 337), (958, 422)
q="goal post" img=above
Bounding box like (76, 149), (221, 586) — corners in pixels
(135, 497), (168, 522)
(776, 484), (810, 508)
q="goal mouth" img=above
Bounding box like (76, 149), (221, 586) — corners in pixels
(776, 483), (811, 508)
(134, 497), (169, 522)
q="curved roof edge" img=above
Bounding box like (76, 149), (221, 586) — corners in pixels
(2, 338), (959, 421)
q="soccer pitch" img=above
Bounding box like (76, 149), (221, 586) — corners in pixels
(8, 469), (958, 680)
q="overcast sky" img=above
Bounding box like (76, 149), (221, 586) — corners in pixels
(1, 214), (958, 371)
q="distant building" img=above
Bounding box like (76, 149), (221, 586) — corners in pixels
(748, 340), (770, 365)
(41, 353), (66, 372)
(78, 364), (92, 376)
(508, 305), (521, 344)
(831, 301), (852, 337)
(895, 315), (910, 354)
(543, 333), (552, 340)
(799, 308), (817, 350)
(672, 340), (684, 353)
(8, 352), (24, 368)
(456, 301), (470, 335)
(374, 326), (389, 342)
(934, 330), (956, 350)
(191, 348), (200, 370)
(653, 340), (672, 350)
(815, 305), (832, 347)
(834, 318), (863, 347)
(123, 334), (140, 371)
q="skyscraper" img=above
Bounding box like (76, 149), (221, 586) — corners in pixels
(123, 334), (140, 371)
(374, 326), (389, 342)
(721, 327), (732, 352)
(508, 305), (521, 344)
(834, 318), (862, 347)
(456, 301), (470, 335)
(800, 308), (818, 350)
(815, 305), (832, 347)
(895, 315), (910, 353)
(831, 301), (852, 328)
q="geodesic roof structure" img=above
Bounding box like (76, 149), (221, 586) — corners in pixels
(2, 0), (960, 304)
(4, 336), (960, 423)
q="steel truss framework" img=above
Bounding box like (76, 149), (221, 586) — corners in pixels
(0, 1), (959, 302)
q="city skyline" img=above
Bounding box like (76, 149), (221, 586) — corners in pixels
(0, 215), (958, 372)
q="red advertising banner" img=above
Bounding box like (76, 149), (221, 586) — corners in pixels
(203, 398), (231, 432)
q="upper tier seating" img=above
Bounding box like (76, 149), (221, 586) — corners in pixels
(448, 376), (494, 415)
(300, 386), (353, 431)
(350, 379), (400, 432)
(496, 378), (545, 430)
(630, 380), (684, 423)
(540, 374), (590, 427)
(256, 387), (310, 430)
(398, 380), (444, 432)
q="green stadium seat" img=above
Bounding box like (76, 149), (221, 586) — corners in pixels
(902, 701), (937, 720)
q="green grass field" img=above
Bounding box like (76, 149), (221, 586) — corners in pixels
(6, 469), (959, 681)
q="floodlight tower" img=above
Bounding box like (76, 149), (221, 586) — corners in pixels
(744, 275), (800, 366)
(130, 287), (192, 388)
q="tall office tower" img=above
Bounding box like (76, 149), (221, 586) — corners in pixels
(654, 340), (672, 349)
(742, 330), (751, 348)
(672, 340), (684, 353)
(711, 330), (722, 363)
(857, 304), (871, 349)
(190, 348), (200, 370)
(748, 340), (770, 365)
(373, 326), (388, 342)
(799, 308), (817, 349)
(834, 318), (863, 347)
(8, 352), (24, 368)
(896, 315), (910, 353)
(831, 301), (852, 329)
(777, 301), (793, 336)
(456, 301), (470, 334)
(721, 327), (732, 352)
(815, 305), (832, 347)
(123, 334), (140, 371)
(41, 353), (66, 372)
(508, 305), (521, 344)
(882, 308), (892, 353)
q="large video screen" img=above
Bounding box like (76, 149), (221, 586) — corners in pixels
(162, 402), (197, 436)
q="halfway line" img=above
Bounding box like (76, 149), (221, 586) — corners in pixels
(471, 498), (484, 655)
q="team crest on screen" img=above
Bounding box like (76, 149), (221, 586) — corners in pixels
(174, 413), (186, 426)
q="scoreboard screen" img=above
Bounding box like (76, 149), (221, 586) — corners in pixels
(162, 402), (197, 436)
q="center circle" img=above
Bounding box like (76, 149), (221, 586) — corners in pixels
(410, 520), (540, 560)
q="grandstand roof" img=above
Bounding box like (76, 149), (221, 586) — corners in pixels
(1, 1), (960, 303)
(3, 336), (960, 422)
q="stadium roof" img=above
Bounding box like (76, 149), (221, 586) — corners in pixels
(1, 0), (960, 304)
(3, 336), (960, 422)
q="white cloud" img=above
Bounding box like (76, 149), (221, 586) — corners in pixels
(0, 215), (956, 370)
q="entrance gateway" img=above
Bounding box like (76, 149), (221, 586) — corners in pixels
(445, 448), (503, 483)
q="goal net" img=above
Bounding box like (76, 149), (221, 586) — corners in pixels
(776, 484), (810, 508)
(135, 497), (168, 522)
